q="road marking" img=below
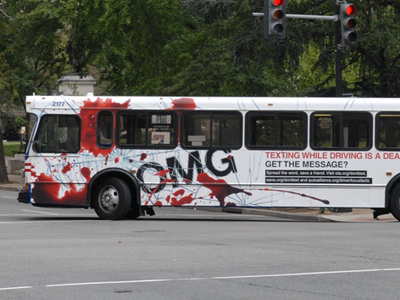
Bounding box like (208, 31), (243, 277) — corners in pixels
(21, 209), (60, 215)
(0, 286), (33, 291)
(0, 218), (96, 225)
(211, 268), (400, 279)
(2, 268), (400, 292)
(1, 196), (15, 199)
(45, 268), (400, 288)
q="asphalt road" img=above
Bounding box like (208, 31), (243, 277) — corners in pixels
(1, 190), (400, 300)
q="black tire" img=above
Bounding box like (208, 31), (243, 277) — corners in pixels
(389, 184), (400, 222)
(126, 204), (141, 219)
(93, 177), (131, 220)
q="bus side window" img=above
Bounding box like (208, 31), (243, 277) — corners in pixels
(343, 113), (371, 148)
(117, 111), (176, 148)
(33, 115), (80, 153)
(248, 115), (275, 147)
(312, 112), (371, 150)
(148, 113), (175, 145)
(212, 113), (242, 147)
(313, 114), (339, 148)
(97, 111), (113, 148)
(182, 112), (242, 149)
(246, 112), (306, 149)
(182, 113), (211, 147)
(377, 114), (400, 149)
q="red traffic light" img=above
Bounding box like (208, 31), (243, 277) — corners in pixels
(340, 3), (357, 44)
(346, 4), (356, 16)
(265, 0), (287, 39)
(273, 0), (284, 6)
(347, 18), (356, 29)
(273, 9), (284, 20)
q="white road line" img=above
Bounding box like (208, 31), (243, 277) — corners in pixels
(0, 286), (33, 291)
(1, 196), (15, 199)
(0, 219), (96, 225)
(211, 268), (400, 279)
(45, 268), (400, 289)
(21, 209), (60, 215)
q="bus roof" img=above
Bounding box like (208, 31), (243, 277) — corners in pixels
(25, 95), (400, 114)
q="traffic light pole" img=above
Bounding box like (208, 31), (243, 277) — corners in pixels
(334, 1), (343, 97)
(255, 0), (357, 98)
(254, 11), (343, 96)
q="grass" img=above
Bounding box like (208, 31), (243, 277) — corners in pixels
(3, 141), (25, 157)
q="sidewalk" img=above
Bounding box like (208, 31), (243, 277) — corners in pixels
(0, 173), (22, 191)
(200, 206), (397, 223)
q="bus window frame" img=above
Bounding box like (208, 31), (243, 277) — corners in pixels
(97, 110), (114, 149)
(181, 110), (243, 150)
(116, 110), (178, 149)
(310, 111), (373, 151)
(245, 111), (307, 150)
(33, 114), (81, 154)
(376, 112), (400, 151)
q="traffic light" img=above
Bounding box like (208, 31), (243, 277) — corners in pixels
(264, 0), (287, 39)
(340, 3), (357, 44)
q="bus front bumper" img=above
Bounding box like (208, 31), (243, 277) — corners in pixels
(18, 191), (30, 203)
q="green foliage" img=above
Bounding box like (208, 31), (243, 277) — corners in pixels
(352, 1), (400, 96)
(0, 0), (70, 107)
(1, 0), (400, 98)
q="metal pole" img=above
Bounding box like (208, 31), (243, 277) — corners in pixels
(253, 12), (338, 22)
(334, 1), (343, 97)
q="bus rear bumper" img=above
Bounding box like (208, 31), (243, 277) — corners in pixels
(18, 191), (30, 203)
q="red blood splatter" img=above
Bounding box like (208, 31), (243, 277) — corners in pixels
(197, 173), (252, 206)
(161, 178), (176, 184)
(173, 189), (185, 197)
(140, 153), (147, 161)
(31, 173), (61, 203)
(62, 162), (72, 174)
(81, 167), (91, 182)
(144, 178), (177, 205)
(227, 155), (233, 160)
(114, 157), (120, 163)
(155, 169), (170, 177)
(129, 159), (134, 163)
(168, 98), (196, 110)
(170, 194), (194, 206)
(154, 201), (163, 206)
(31, 173), (87, 206)
(78, 97), (130, 157)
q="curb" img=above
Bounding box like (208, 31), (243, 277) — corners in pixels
(239, 208), (334, 222)
(0, 185), (20, 192)
(195, 207), (334, 222)
(223, 207), (334, 222)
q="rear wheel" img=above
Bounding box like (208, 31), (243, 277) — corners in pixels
(93, 177), (131, 220)
(389, 184), (400, 221)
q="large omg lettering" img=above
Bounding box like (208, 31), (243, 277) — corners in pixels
(136, 150), (237, 193)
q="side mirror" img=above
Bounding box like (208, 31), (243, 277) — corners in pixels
(32, 141), (40, 153)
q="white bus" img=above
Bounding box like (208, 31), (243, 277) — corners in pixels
(17, 95), (400, 221)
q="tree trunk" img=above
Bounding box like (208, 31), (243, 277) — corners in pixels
(0, 123), (10, 184)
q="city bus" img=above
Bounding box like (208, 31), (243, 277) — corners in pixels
(17, 95), (400, 221)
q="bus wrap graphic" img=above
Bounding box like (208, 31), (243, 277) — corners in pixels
(20, 95), (400, 221)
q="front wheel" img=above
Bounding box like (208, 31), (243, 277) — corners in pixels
(93, 177), (131, 220)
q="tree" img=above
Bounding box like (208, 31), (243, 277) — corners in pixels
(0, 0), (70, 183)
(352, 1), (400, 96)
